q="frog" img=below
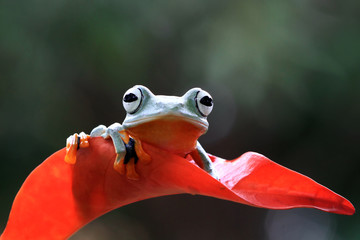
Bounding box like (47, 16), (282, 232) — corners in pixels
(65, 85), (218, 180)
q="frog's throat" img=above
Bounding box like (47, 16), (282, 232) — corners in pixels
(123, 114), (208, 129)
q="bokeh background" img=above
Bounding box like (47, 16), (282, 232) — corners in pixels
(1, 0), (359, 239)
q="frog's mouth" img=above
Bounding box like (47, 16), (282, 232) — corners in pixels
(123, 114), (209, 129)
(123, 114), (208, 155)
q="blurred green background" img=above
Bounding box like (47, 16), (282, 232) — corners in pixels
(1, 0), (359, 239)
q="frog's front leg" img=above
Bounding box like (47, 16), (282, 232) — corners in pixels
(90, 123), (127, 165)
(90, 123), (140, 180)
(65, 124), (145, 180)
(190, 142), (219, 180)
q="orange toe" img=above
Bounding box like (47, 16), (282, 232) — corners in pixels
(125, 159), (140, 180)
(65, 134), (78, 164)
(113, 156), (126, 175)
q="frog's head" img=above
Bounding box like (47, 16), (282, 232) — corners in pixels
(122, 85), (213, 155)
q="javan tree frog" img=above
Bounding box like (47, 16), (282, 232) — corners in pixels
(65, 85), (218, 180)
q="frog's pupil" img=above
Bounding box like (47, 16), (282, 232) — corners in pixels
(200, 96), (212, 107)
(124, 93), (138, 102)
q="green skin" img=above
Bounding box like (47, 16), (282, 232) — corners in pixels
(90, 85), (217, 179)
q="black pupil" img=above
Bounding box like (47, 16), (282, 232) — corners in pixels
(200, 96), (212, 107)
(123, 93), (138, 102)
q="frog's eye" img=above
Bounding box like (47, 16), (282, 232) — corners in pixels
(123, 87), (143, 114)
(195, 90), (213, 117)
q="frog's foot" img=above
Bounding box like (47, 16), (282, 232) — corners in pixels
(113, 138), (140, 180)
(114, 157), (139, 180)
(91, 123), (146, 180)
(65, 132), (90, 164)
(132, 136), (151, 165)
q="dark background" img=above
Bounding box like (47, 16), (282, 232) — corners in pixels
(1, 1), (359, 239)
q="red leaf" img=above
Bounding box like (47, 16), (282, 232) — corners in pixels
(212, 153), (355, 214)
(0, 138), (354, 239)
